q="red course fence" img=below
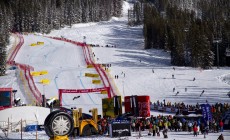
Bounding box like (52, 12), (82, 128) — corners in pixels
(7, 33), (42, 105)
(47, 36), (116, 98)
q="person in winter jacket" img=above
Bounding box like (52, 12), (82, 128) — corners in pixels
(131, 121), (135, 132)
(148, 122), (153, 135)
(193, 125), (198, 137)
(152, 123), (156, 136)
(188, 121), (193, 132)
(219, 120), (224, 132)
(156, 126), (160, 136)
(217, 133), (224, 140)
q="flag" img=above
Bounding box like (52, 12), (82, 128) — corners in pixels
(201, 104), (212, 121)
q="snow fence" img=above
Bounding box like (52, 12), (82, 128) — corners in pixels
(7, 33), (42, 105)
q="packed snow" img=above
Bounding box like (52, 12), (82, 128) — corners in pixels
(0, 1), (230, 139)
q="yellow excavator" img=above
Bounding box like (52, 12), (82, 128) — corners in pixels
(44, 107), (99, 140)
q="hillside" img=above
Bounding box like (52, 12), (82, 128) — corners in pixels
(0, 1), (230, 139)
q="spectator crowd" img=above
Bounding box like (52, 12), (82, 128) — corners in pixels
(96, 100), (229, 139)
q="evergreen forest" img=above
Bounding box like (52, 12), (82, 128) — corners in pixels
(131, 0), (230, 68)
(0, 0), (123, 76)
(1, 0), (230, 76)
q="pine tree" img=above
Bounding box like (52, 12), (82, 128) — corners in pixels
(200, 35), (214, 69)
(0, 0), (125, 75)
(0, 0), (10, 75)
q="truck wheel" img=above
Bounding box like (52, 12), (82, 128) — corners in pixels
(44, 110), (63, 125)
(81, 124), (91, 136)
(82, 124), (97, 136)
(44, 110), (63, 137)
(50, 112), (74, 136)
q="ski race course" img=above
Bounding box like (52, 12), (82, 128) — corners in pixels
(0, 1), (230, 140)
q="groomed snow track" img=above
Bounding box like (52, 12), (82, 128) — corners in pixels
(46, 36), (117, 98)
(7, 33), (42, 105)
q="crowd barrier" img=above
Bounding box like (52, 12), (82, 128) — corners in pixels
(7, 33), (42, 105)
(47, 36), (116, 98)
(150, 104), (179, 113)
(85, 45), (116, 97)
(84, 46), (109, 94)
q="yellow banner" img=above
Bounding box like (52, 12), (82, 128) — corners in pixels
(92, 80), (101, 84)
(40, 79), (50, 84)
(85, 73), (99, 78)
(101, 90), (107, 94)
(40, 70), (48, 75)
(30, 70), (48, 76)
(30, 71), (40, 76)
(30, 43), (37, 46)
(37, 41), (44, 45)
(87, 64), (94, 68)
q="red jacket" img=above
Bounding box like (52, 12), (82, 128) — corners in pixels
(193, 126), (198, 132)
(219, 121), (224, 127)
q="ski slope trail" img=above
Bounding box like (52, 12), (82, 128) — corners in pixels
(14, 34), (107, 114)
(5, 1), (230, 114)
(46, 1), (230, 105)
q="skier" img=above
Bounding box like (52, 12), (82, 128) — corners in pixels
(152, 69), (154, 73)
(173, 87), (175, 92)
(193, 77), (196, 81)
(227, 92), (230, 98)
(185, 88), (187, 92)
(172, 74), (174, 79)
(200, 90), (205, 97)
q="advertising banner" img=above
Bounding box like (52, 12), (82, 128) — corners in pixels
(201, 104), (212, 122)
(124, 95), (150, 117)
(0, 88), (13, 110)
(102, 96), (122, 118)
(109, 120), (131, 137)
(223, 110), (230, 129)
(0, 91), (11, 106)
(59, 87), (111, 106)
(138, 96), (150, 117)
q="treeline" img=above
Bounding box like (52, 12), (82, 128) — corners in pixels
(133, 0), (230, 68)
(0, 1), (11, 76)
(0, 0), (123, 75)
